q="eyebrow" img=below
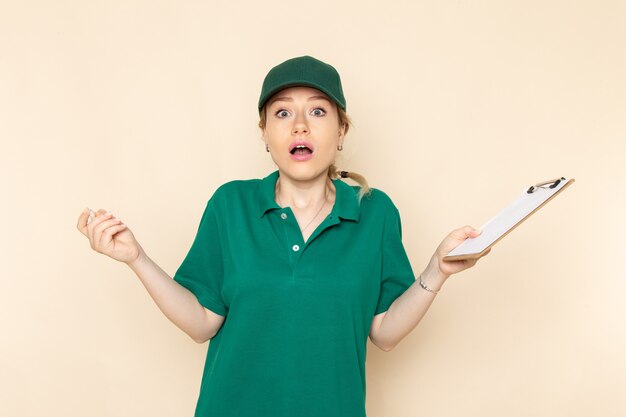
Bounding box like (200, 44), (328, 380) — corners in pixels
(268, 95), (331, 107)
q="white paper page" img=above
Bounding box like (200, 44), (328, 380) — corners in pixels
(446, 179), (570, 258)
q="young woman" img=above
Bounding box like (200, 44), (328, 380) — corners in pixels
(77, 55), (489, 417)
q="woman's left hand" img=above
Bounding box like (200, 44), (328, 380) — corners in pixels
(431, 225), (492, 277)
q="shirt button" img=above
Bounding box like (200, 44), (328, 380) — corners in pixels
(280, 213), (287, 220)
(292, 244), (300, 252)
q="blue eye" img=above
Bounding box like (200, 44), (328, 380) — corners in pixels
(275, 109), (290, 118)
(311, 107), (326, 116)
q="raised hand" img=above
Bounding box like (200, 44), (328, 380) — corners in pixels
(76, 208), (143, 264)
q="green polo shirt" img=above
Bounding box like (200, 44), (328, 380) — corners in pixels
(173, 170), (416, 417)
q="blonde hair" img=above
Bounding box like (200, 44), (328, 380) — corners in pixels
(258, 104), (372, 201)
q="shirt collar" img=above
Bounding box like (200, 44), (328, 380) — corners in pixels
(257, 170), (361, 222)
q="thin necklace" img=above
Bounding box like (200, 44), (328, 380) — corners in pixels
(276, 178), (330, 232)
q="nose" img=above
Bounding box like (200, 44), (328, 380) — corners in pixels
(291, 112), (309, 135)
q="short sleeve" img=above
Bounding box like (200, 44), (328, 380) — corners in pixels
(173, 196), (228, 316)
(374, 204), (417, 315)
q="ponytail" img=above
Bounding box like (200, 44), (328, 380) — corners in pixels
(328, 163), (371, 202)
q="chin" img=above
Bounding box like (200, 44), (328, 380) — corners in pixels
(278, 163), (330, 182)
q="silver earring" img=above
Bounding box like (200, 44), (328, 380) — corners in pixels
(266, 144), (270, 152)
(337, 144), (343, 151)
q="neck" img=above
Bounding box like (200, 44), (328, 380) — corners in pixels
(275, 170), (334, 210)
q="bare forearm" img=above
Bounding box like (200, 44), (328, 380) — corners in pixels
(375, 257), (449, 351)
(126, 249), (214, 343)
(374, 225), (490, 351)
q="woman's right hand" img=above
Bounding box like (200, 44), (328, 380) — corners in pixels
(76, 208), (143, 264)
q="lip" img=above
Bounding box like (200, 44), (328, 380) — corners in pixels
(288, 140), (315, 154)
(288, 140), (315, 162)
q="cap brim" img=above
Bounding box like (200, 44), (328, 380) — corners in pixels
(258, 80), (345, 113)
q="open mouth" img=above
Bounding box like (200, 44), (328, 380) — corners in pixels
(290, 145), (313, 155)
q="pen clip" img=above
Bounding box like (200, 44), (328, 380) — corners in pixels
(526, 177), (566, 194)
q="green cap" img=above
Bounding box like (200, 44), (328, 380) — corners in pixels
(257, 55), (346, 114)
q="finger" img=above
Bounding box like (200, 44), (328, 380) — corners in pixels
(90, 209), (110, 227)
(88, 208), (110, 223)
(87, 209), (96, 225)
(87, 212), (113, 247)
(101, 223), (128, 243)
(95, 217), (123, 248)
(93, 208), (109, 219)
(450, 225), (482, 240)
(77, 208), (91, 236)
(88, 211), (112, 233)
(94, 217), (122, 250)
(98, 216), (124, 237)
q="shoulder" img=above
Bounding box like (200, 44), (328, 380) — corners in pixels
(358, 187), (407, 237)
(212, 178), (261, 198)
(203, 176), (265, 216)
(349, 185), (406, 235)
(353, 186), (399, 214)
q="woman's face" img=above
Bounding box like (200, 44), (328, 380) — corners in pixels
(262, 86), (345, 182)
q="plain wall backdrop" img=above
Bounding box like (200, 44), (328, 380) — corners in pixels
(1, 1), (624, 416)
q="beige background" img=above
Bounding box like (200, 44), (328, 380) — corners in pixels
(1, 1), (624, 416)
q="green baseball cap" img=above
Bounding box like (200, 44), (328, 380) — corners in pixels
(257, 55), (347, 114)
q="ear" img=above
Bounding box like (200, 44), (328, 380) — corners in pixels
(338, 122), (346, 142)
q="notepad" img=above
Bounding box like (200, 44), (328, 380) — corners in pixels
(443, 177), (575, 261)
